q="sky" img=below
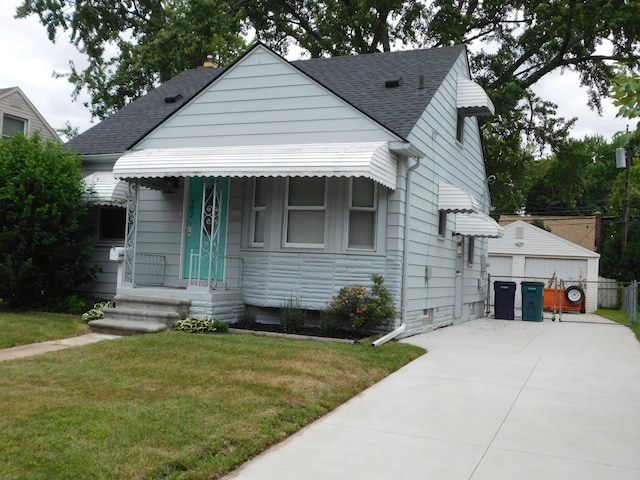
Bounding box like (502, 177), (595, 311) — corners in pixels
(0, 0), (631, 140)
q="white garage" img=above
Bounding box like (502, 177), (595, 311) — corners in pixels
(487, 220), (600, 313)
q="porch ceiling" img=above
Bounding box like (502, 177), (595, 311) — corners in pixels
(455, 212), (504, 238)
(113, 142), (398, 190)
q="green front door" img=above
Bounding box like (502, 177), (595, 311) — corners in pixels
(184, 177), (229, 285)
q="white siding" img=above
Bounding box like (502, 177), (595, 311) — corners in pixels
(401, 50), (492, 333)
(135, 45), (398, 150)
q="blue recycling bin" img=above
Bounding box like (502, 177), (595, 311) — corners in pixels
(494, 281), (516, 320)
(521, 281), (545, 321)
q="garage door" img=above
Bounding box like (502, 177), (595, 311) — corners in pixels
(525, 258), (588, 283)
(487, 256), (512, 280)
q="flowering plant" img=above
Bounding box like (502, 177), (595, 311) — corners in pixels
(326, 275), (396, 334)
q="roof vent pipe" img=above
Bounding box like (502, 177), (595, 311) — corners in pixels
(418, 75), (425, 89)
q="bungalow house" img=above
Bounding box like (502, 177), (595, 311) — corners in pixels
(69, 42), (502, 337)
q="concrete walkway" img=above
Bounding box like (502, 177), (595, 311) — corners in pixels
(0, 333), (120, 362)
(224, 315), (640, 479)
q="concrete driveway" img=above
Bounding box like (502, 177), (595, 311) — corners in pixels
(224, 315), (640, 479)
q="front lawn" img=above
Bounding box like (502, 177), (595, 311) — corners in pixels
(0, 310), (88, 349)
(0, 331), (425, 479)
(597, 309), (640, 342)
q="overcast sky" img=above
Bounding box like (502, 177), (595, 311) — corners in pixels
(0, 0), (631, 140)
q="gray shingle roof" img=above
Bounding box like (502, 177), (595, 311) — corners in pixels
(67, 44), (465, 155)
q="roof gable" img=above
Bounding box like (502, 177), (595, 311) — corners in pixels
(0, 87), (59, 140)
(489, 221), (600, 258)
(67, 42), (466, 155)
(135, 44), (407, 149)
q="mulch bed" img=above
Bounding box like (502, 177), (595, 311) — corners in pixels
(228, 322), (366, 341)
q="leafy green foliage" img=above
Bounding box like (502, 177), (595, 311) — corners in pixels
(16, 0), (248, 119)
(174, 318), (229, 333)
(0, 133), (95, 308)
(81, 299), (115, 322)
(326, 274), (396, 334)
(280, 296), (307, 333)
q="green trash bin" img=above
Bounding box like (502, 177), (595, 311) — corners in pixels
(521, 281), (545, 321)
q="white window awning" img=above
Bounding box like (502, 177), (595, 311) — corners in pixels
(457, 77), (495, 117)
(455, 212), (504, 238)
(438, 181), (480, 213)
(83, 172), (128, 206)
(113, 142), (398, 190)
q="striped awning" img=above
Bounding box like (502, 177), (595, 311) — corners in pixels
(457, 77), (495, 117)
(113, 142), (398, 190)
(438, 181), (480, 213)
(455, 212), (504, 238)
(83, 172), (128, 206)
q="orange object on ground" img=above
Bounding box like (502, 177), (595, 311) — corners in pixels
(543, 288), (583, 313)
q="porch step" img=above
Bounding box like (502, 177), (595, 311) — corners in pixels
(88, 319), (168, 336)
(88, 294), (192, 336)
(113, 294), (191, 318)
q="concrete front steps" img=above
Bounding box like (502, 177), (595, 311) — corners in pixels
(89, 294), (191, 336)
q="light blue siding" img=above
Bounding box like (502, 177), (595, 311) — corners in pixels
(402, 50), (492, 333)
(136, 45), (398, 150)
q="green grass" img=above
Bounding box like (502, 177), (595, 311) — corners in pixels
(0, 331), (425, 479)
(0, 311), (88, 349)
(597, 308), (640, 342)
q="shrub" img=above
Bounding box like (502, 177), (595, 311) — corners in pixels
(326, 274), (397, 334)
(237, 307), (257, 328)
(319, 310), (344, 336)
(280, 296), (306, 333)
(0, 133), (96, 308)
(174, 318), (229, 334)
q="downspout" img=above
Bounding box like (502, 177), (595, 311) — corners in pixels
(373, 154), (422, 347)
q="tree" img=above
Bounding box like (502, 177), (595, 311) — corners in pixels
(0, 133), (95, 308)
(524, 136), (618, 216)
(16, 1), (640, 213)
(16, 0), (248, 119)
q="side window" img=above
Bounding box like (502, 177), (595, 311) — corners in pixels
(348, 178), (377, 249)
(467, 236), (475, 265)
(438, 210), (447, 237)
(285, 177), (326, 247)
(251, 178), (266, 246)
(456, 111), (465, 143)
(99, 207), (126, 242)
(2, 114), (26, 140)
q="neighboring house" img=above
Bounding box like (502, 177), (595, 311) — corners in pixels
(0, 87), (59, 141)
(487, 221), (600, 314)
(68, 42), (502, 337)
(498, 214), (601, 253)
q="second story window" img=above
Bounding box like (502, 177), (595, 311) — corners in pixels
(2, 114), (26, 140)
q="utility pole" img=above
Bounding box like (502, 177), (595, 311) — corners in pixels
(623, 145), (631, 252)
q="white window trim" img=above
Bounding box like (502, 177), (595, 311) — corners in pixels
(250, 178), (266, 247)
(283, 177), (327, 248)
(347, 178), (378, 250)
(2, 113), (27, 139)
(438, 210), (447, 237)
(467, 236), (475, 266)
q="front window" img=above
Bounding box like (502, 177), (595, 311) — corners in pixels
(98, 207), (126, 242)
(285, 177), (326, 247)
(2, 114), (26, 139)
(251, 178), (266, 246)
(348, 177), (377, 249)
